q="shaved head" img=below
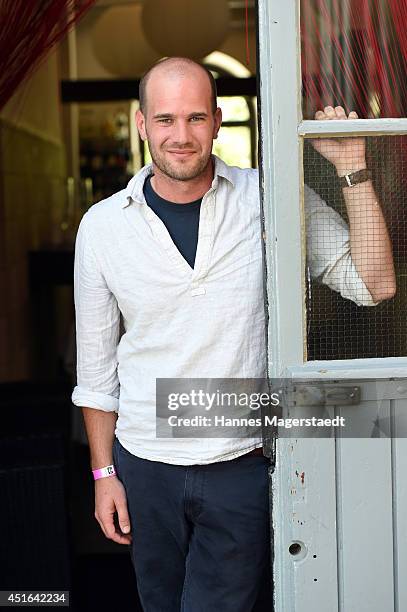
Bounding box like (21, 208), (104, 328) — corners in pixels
(135, 56), (222, 184)
(139, 57), (218, 116)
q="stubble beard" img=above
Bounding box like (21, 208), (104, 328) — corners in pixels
(148, 142), (212, 182)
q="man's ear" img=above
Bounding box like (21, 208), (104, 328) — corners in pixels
(136, 109), (147, 141)
(213, 107), (222, 140)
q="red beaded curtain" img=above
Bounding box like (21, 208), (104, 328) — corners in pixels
(0, 0), (96, 110)
(301, 0), (407, 119)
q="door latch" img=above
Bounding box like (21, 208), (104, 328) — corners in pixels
(290, 384), (361, 407)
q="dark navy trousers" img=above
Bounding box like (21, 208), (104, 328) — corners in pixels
(113, 438), (272, 612)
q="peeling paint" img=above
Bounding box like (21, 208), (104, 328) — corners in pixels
(295, 470), (305, 484)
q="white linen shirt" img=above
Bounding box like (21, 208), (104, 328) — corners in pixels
(71, 155), (376, 465)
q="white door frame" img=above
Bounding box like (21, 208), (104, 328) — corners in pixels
(257, 1), (407, 610)
(257, 0), (407, 379)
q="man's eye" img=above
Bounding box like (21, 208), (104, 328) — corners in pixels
(190, 116), (204, 122)
(158, 118), (172, 124)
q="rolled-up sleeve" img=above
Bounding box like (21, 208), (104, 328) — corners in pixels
(304, 184), (379, 307)
(71, 213), (121, 412)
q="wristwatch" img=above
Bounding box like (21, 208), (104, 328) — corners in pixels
(339, 168), (372, 188)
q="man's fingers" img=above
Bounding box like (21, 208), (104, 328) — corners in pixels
(95, 509), (116, 538)
(116, 503), (132, 534)
(104, 516), (117, 539)
(324, 105), (336, 119)
(96, 511), (132, 545)
(315, 106), (359, 121)
(94, 479), (132, 545)
(315, 106), (339, 120)
(108, 530), (132, 545)
(106, 518), (132, 545)
(95, 512), (109, 539)
(335, 105), (347, 119)
(102, 522), (132, 545)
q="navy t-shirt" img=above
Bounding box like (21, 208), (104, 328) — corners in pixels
(143, 175), (202, 269)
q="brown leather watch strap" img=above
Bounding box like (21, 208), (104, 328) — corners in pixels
(339, 168), (372, 188)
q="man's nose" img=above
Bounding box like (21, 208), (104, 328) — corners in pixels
(172, 120), (192, 145)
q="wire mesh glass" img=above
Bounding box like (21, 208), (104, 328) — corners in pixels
(304, 134), (407, 360)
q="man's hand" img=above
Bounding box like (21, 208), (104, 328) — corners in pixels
(95, 476), (132, 545)
(309, 106), (396, 303)
(311, 105), (366, 176)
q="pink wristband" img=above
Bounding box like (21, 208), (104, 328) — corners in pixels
(92, 464), (116, 480)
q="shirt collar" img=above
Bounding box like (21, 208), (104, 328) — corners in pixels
(121, 154), (235, 209)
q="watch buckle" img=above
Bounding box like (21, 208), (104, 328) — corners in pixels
(345, 173), (353, 188)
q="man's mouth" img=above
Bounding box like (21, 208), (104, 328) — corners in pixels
(167, 150), (196, 157)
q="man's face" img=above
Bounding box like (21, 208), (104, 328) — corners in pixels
(136, 69), (222, 181)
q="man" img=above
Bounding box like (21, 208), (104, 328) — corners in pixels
(72, 57), (395, 611)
